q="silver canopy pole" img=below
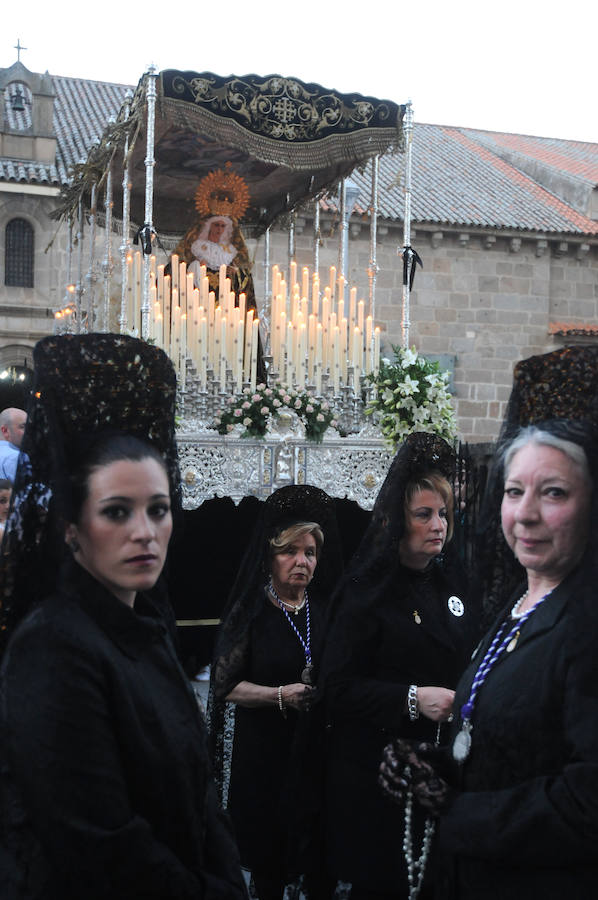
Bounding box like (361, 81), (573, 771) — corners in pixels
(401, 101), (414, 349)
(141, 66), (158, 339)
(85, 183), (97, 331)
(313, 198), (320, 276)
(101, 165), (113, 332)
(119, 91), (133, 333)
(368, 155), (379, 322)
(75, 198), (84, 334)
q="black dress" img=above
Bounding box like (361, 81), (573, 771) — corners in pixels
(0, 560), (246, 900)
(325, 559), (474, 897)
(227, 593), (323, 880)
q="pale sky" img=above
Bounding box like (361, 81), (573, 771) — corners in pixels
(4, 0), (597, 143)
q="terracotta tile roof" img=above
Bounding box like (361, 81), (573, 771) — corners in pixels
(327, 124), (598, 236)
(549, 322), (598, 336)
(462, 130), (598, 186)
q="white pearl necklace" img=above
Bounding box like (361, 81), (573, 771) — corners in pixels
(510, 589), (530, 619)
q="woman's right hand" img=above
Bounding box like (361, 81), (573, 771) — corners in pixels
(281, 683), (314, 711)
(415, 686), (455, 722)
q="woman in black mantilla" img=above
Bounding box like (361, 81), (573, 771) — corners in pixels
(208, 484), (343, 900)
(0, 334), (246, 900)
(321, 432), (476, 899)
(380, 347), (598, 900)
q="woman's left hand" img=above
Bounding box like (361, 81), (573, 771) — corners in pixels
(379, 739), (454, 816)
(282, 682), (314, 711)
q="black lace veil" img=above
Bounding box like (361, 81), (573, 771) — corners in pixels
(472, 346), (598, 629)
(0, 333), (180, 653)
(318, 432), (469, 692)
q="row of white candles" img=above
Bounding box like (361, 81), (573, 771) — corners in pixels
(125, 251), (259, 391)
(269, 262), (381, 393)
(123, 252), (381, 395)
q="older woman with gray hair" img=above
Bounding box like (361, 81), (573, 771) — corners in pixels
(381, 418), (598, 899)
(209, 484), (343, 900)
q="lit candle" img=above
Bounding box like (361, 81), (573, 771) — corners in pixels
(340, 317), (348, 381)
(302, 266), (309, 301)
(290, 260), (297, 292)
(329, 266), (336, 303)
(171, 305), (181, 374)
(180, 313), (187, 391)
(208, 291), (216, 368)
(315, 324), (323, 394)
(308, 313), (316, 382)
(235, 318), (244, 392)
(199, 316), (208, 386)
(244, 310), (254, 382)
(333, 325), (340, 395)
(353, 326), (362, 392)
(312, 274), (320, 316)
(163, 275), (171, 347)
(171, 254), (179, 297)
(278, 309), (286, 378)
(214, 306), (222, 378)
(357, 298), (365, 333)
(157, 264), (165, 315)
(219, 264), (227, 299)
(298, 323), (307, 389)
(220, 315), (228, 389)
(200, 272), (209, 308)
(286, 321), (294, 387)
(250, 318), (259, 391)
(349, 287), (357, 329)
(365, 315), (373, 372)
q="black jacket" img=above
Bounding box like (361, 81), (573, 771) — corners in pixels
(440, 569), (598, 899)
(324, 559), (474, 893)
(0, 561), (246, 900)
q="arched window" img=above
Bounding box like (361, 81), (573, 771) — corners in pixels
(5, 218), (34, 287)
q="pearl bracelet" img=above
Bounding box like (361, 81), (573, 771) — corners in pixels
(407, 684), (419, 721)
(277, 685), (287, 718)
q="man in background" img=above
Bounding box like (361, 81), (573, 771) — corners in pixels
(0, 408), (27, 482)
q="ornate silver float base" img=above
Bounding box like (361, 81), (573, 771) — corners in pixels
(177, 431), (392, 510)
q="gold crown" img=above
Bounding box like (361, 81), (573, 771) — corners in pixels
(194, 163), (250, 220)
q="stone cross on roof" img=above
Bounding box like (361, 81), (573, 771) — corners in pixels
(14, 39), (27, 63)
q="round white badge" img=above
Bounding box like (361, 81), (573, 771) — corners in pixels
(448, 595), (464, 617)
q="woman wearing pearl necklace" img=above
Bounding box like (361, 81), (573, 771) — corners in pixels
(208, 484), (343, 900)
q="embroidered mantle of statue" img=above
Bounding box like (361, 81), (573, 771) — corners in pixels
(175, 164), (256, 312)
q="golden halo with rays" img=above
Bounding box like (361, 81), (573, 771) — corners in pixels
(194, 162), (251, 220)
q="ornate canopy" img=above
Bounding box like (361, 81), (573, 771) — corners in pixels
(53, 69), (405, 237)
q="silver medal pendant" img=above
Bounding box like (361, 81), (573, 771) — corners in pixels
(448, 596), (464, 617)
(452, 722), (472, 763)
(301, 663), (314, 685)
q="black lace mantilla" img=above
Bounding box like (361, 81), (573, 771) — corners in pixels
(0, 333), (180, 652)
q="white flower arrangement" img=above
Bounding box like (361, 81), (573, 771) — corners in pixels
(365, 345), (457, 450)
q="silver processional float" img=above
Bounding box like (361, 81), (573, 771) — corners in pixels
(51, 69), (425, 509)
